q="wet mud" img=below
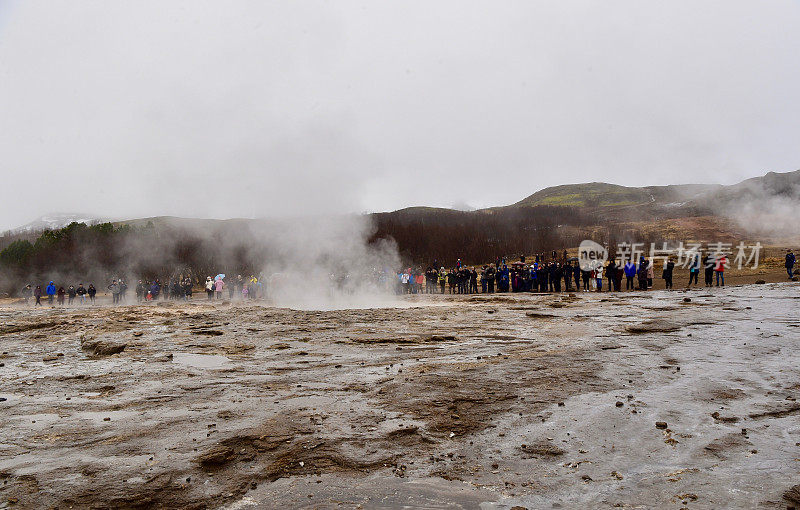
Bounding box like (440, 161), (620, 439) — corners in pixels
(0, 283), (799, 508)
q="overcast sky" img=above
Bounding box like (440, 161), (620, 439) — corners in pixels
(0, 1), (798, 230)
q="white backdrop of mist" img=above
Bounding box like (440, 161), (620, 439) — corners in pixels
(1, 0), (799, 233)
(710, 172), (800, 239)
(252, 215), (401, 309)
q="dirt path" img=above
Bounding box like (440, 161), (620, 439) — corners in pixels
(0, 283), (798, 508)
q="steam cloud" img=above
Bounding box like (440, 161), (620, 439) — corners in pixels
(253, 215), (401, 310)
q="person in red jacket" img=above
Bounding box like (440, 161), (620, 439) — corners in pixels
(714, 254), (727, 287)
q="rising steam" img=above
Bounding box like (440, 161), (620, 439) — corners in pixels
(252, 214), (401, 310)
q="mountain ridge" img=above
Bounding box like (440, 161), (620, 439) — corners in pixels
(5, 169), (799, 237)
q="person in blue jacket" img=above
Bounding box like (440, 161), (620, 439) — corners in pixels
(786, 250), (796, 279)
(150, 281), (161, 300)
(45, 281), (56, 305)
(497, 264), (510, 292)
(624, 261), (637, 290)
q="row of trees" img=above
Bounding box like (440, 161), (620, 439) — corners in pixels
(0, 221), (267, 296)
(0, 205), (670, 296)
(370, 205), (598, 265)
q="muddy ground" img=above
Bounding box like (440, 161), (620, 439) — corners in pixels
(1, 283), (799, 509)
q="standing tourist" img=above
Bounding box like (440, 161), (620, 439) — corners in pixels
(76, 283), (87, 304)
(715, 253), (727, 287)
(205, 277), (215, 300)
(662, 258), (675, 289)
(46, 281), (56, 305)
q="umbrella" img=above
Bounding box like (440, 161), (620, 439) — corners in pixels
(215, 274), (226, 281)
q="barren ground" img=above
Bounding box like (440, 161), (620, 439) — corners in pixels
(1, 282), (799, 509)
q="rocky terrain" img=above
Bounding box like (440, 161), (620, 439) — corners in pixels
(0, 284), (799, 509)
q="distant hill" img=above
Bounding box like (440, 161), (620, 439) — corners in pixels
(370, 169), (800, 262)
(8, 213), (106, 233)
(513, 182), (653, 207)
(511, 181), (725, 209)
(508, 170), (800, 213)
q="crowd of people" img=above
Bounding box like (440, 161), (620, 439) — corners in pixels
(15, 248), (797, 306)
(21, 282), (99, 306)
(396, 250), (746, 295)
(19, 274), (267, 306)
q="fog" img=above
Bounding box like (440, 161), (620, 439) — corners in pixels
(253, 215), (402, 309)
(710, 172), (800, 240)
(1, 1), (799, 232)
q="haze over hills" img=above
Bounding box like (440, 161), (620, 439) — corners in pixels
(8, 213), (107, 233)
(4, 169), (799, 252)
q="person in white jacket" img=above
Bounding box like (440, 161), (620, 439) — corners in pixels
(205, 277), (214, 300)
(594, 263), (604, 292)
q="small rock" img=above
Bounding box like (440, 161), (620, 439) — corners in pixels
(103, 417), (111, 421)
(81, 338), (127, 357)
(655, 421), (668, 429)
(683, 297), (691, 302)
(611, 471), (623, 480)
(615, 401), (624, 407)
(196, 445), (234, 466)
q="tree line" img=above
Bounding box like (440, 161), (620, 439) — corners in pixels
(0, 206), (656, 296)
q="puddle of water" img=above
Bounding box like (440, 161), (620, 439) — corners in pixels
(172, 352), (231, 369)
